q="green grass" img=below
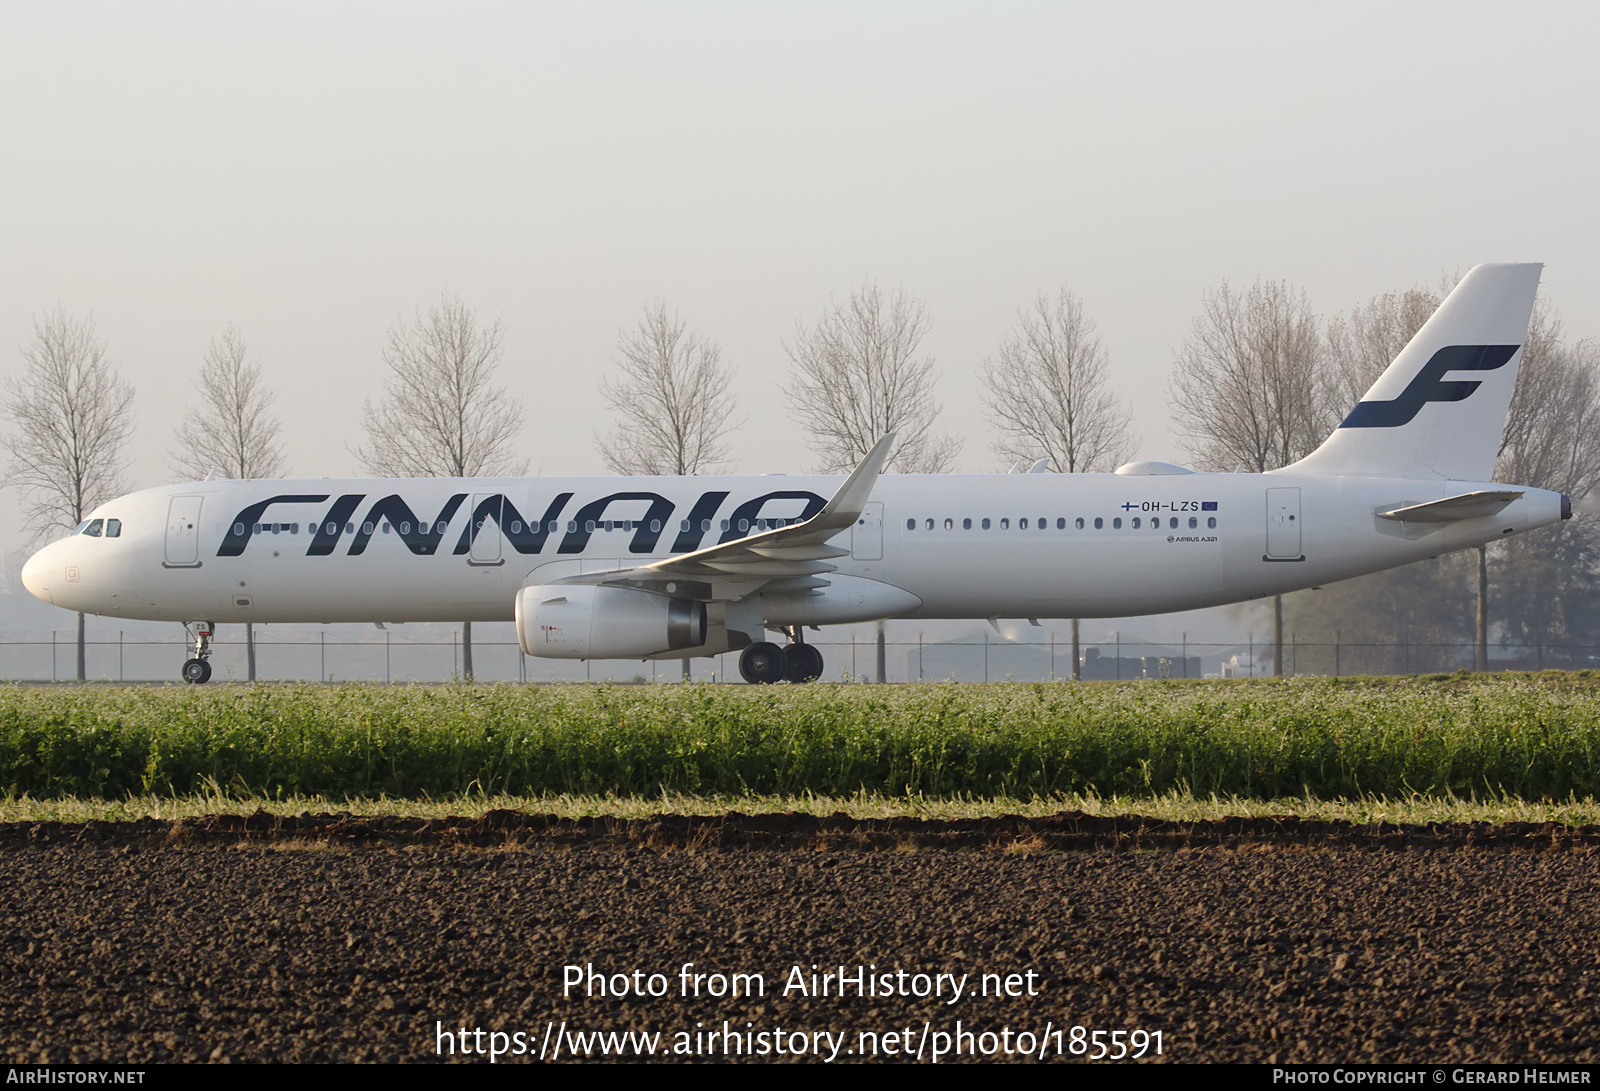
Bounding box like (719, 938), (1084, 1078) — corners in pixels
(3, 788), (1598, 826)
(4, 674), (1600, 803)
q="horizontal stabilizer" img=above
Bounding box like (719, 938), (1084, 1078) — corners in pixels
(1377, 490), (1523, 523)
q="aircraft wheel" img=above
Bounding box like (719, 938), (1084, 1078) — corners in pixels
(784, 643), (824, 683)
(182, 657), (213, 684)
(738, 642), (787, 684)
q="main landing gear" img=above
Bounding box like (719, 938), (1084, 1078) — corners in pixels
(737, 627), (824, 685)
(182, 621), (215, 684)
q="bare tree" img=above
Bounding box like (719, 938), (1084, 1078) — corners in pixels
(1325, 287), (1442, 410)
(169, 325), (285, 680)
(982, 289), (1135, 471)
(982, 288), (1135, 678)
(784, 281), (960, 682)
(1169, 279), (1329, 676)
(3, 309), (136, 681)
(1490, 305), (1600, 664)
(598, 302), (740, 475)
(358, 294), (528, 680)
(358, 295), (527, 480)
(169, 325), (286, 482)
(783, 281), (961, 475)
(1495, 304), (1596, 491)
(1170, 280), (1331, 474)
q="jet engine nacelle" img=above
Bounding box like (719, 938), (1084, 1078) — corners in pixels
(515, 584), (707, 659)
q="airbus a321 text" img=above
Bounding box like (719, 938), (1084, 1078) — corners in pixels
(22, 263), (1569, 684)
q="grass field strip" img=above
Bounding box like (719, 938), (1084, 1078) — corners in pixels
(4, 675), (1600, 805)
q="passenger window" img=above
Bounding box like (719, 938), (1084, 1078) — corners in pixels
(1132, 517), (1141, 529)
(509, 520), (521, 533)
(981, 518), (991, 530)
(738, 518), (749, 532)
(1000, 518), (1010, 530)
(1020, 518), (1029, 529)
(234, 522), (245, 536)
(1094, 517), (1103, 529)
(906, 519), (915, 530)
(944, 518), (953, 530)
(1113, 517), (1122, 529)
(1169, 517), (1178, 529)
(1056, 518), (1065, 529)
(1208, 516), (1217, 529)
(701, 519), (711, 532)
(1189, 516), (1198, 529)
(364, 522), (375, 534)
(720, 520), (729, 531)
(105, 519), (121, 537)
(925, 518), (934, 531)
(651, 519), (661, 533)
(963, 518), (972, 530)
(401, 521), (413, 534)
(419, 522), (430, 534)
(1075, 517), (1084, 530)
(585, 520), (596, 533)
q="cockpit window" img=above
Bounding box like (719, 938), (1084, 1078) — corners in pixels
(104, 519), (122, 538)
(83, 519), (104, 537)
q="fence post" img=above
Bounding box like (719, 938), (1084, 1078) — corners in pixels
(321, 630), (326, 683)
(120, 631), (124, 682)
(1335, 630), (1340, 676)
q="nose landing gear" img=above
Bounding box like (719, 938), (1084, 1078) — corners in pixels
(182, 621), (215, 684)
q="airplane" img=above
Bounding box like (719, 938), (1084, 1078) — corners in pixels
(20, 263), (1568, 685)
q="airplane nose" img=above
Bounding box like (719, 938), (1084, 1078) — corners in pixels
(20, 546), (53, 604)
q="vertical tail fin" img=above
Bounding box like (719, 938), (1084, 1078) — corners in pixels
(1290, 262), (1542, 480)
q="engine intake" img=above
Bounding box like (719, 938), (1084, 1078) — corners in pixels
(515, 584), (706, 659)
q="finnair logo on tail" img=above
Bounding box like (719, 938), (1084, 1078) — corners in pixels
(1339, 344), (1520, 428)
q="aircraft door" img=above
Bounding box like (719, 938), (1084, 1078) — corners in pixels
(851, 501), (884, 561)
(164, 496), (203, 567)
(1265, 488), (1303, 560)
(469, 493), (504, 565)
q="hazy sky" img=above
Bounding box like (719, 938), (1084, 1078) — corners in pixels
(3, 1), (1597, 569)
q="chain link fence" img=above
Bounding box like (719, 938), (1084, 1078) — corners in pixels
(2, 628), (1594, 683)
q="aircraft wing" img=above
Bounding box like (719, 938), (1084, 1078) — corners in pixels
(550, 433), (895, 599)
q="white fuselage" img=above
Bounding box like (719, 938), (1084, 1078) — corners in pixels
(19, 469), (1566, 632)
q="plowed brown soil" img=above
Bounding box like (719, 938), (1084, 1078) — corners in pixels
(2, 813), (1597, 1063)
